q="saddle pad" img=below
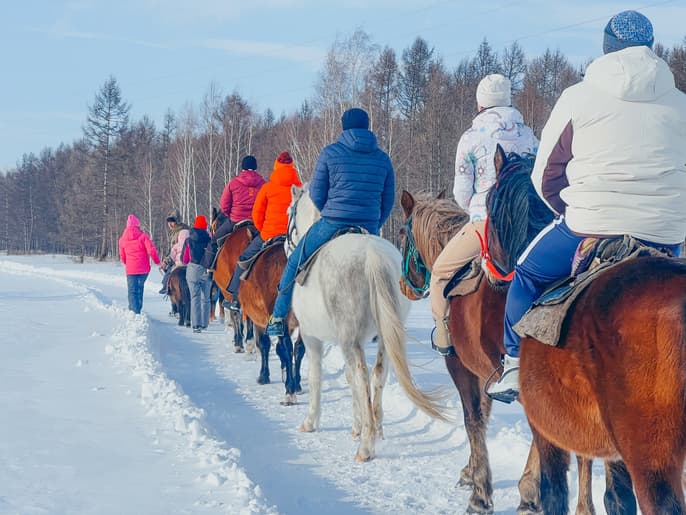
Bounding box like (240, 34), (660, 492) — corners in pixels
(514, 237), (670, 347)
(239, 235), (286, 281)
(443, 259), (484, 298)
(295, 226), (369, 287)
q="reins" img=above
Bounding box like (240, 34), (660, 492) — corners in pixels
(401, 216), (431, 298)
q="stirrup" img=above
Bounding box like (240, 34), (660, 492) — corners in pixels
(265, 316), (285, 337)
(228, 300), (241, 313)
(430, 327), (456, 357)
(487, 388), (519, 404)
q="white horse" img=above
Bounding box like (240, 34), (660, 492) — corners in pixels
(284, 185), (448, 461)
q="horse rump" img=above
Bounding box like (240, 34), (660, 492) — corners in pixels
(168, 266), (191, 327)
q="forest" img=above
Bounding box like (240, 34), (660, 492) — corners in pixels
(2, 31), (685, 256)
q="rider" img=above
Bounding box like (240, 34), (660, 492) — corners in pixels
(226, 151), (302, 312)
(488, 10), (686, 402)
(265, 107), (395, 337)
(429, 74), (537, 355)
(159, 210), (189, 294)
(203, 155), (266, 268)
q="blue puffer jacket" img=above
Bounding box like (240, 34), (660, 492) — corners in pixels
(310, 128), (395, 233)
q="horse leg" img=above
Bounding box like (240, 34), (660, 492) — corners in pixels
(344, 340), (375, 462)
(229, 308), (244, 353)
(628, 464), (684, 515)
(256, 331), (270, 385)
(517, 442), (542, 514)
(280, 333), (297, 405)
(245, 318), (256, 354)
(293, 336), (305, 394)
(300, 335), (323, 433)
(533, 429), (570, 515)
(371, 335), (389, 439)
(603, 461), (636, 515)
(444, 354), (494, 513)
(575, 457), (595, 515)
(345, 363), (362, 439)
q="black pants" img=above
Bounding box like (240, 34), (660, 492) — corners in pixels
(227, 235), (264, 297)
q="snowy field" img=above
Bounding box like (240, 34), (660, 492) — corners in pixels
(0, 255), (609, 514)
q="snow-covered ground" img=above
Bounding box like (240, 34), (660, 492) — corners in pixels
(0, 255), (608, 514)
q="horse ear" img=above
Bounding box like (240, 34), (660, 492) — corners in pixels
(494, 144), (507, 178)
(212, 206), (218, 220)
(401, 190), (415, 218)
(435, 190), (446, 200)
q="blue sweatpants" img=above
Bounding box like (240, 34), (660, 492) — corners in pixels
(272, 218), (379, 319)
(504, 218), (682, 357)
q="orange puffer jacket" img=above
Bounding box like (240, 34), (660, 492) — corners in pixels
(252, 160), (302, 241)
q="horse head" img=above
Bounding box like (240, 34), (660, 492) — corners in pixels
(286, 183), (321, 255)
(399, 190), (469, 300)
(483, 144), (553, 285)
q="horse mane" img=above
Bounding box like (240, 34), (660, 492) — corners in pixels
(485, 153), (553, 271)
(411, 193), (470, 267)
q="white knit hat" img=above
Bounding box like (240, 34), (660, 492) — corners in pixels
(476, 74), (512, 108)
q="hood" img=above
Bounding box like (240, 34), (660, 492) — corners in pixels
(337, 128), (378, 153)
(269, 161), (302, 187)
(236, 170), (265, 188)
(176, 229), (190, 243)
(584, 46), (674, 102)
(472, 105), (524, 129)
(122, 226), (143, 241)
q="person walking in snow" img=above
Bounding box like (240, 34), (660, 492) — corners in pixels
(182, 215), (212, 332)
(119, 214), (161, 314)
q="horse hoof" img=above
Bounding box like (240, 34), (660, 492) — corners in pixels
(234, 345), (244, 353)
(355, 453), (373, 462)
(257, 376), (270, 385)
(466, 499), (494, 514)
(299, 422), (315, 433)
(295, 386), (303, 395)
(516, 506), (543, 515)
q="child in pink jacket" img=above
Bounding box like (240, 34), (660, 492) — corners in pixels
(119, 214), (160, 314)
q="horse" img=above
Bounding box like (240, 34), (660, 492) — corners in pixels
(209, 282), (225, 324)
(167, 265), (191, 327)
(482, 145), (686, 515)
(233, 235), (305, 394)
(284, 185), (448, 462)
(400, 183), (606, 513)
(212, 223), (256, 353)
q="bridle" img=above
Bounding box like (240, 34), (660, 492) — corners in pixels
(475, 217), (514, 282)
(286, 188), (305, 254)
(400, 216), (431, 298)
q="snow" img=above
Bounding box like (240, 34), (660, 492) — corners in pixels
(0, 255), (608, 514)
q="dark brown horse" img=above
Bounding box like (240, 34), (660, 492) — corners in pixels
(400, 186), (606, 514)
(483, 146), (686, 514)
(168, 265), (191, 328)
(235, 242), (304, 400)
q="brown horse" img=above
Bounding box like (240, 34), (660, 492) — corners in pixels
(399, 188), (605, 514)
(235, 241), (304, 400)
(483, 146), (686, 514)
(168, 265), (191, 328)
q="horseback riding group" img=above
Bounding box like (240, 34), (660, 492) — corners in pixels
(119, 10), (686, 514)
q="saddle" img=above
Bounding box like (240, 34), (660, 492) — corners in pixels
(205, 220), (258, 270)
(295, 226), (369, 286)
(514, 236), (675, 347)
(443, 259), (484, 298)
(239, 235), (287, 281)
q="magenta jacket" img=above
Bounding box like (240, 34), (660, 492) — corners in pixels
(119, 224), (161, 275)
(219, 170), (266, 223)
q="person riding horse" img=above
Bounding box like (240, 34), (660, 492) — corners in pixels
(226, 151), (302, 312)
(159, 209), (189, 294)
(488, 10), (686, 402)
(265, 107), (395, 337)
(429, 73), (537, 356)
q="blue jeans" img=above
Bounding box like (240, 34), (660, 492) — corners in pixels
(272, 217), (379, 319)
(127, 273), (149, 314)
(504, 218), (682, 357)
(186, 263), (211, 328)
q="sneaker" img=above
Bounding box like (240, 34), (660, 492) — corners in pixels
(193, 326), (202, 333)
(227, 300), (241, 313)
(265, 316), (285, 337)
(487, 355), (520, 403)
(159, 286), (167, 294)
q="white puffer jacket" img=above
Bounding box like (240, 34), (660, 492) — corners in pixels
(453, 106), (538, 221)
(532, 46), (686, 244)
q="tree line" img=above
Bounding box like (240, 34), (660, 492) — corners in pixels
(2, 31), (685, 257)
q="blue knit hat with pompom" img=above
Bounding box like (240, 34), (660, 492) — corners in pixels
(603, 10), (654, 54)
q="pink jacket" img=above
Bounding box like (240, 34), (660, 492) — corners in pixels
(119, 217), (161, 275)
(170, 229), (190, 266)
(219, 170), (266, 222)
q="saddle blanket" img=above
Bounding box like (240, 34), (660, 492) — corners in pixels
(443, 258), (483, 298)
(239, 235), (286, 281)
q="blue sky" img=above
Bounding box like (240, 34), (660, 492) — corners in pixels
(1, 0), (684, 171)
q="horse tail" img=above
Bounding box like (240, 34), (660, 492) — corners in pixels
(365, 245), (450, 423)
